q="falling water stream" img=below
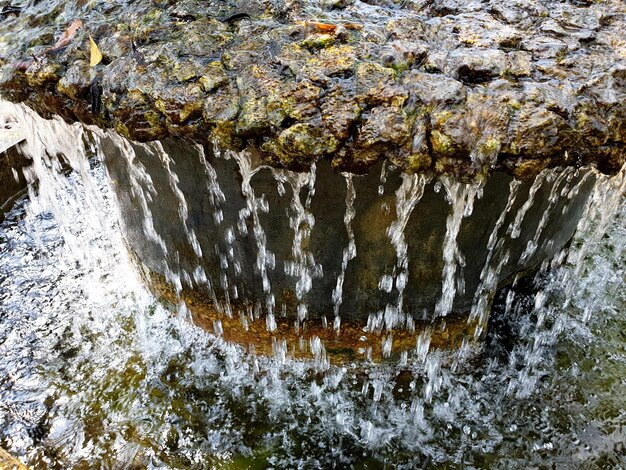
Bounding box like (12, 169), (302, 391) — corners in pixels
(0, 105), (625, 468)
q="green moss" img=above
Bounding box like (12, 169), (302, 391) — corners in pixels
(131, 8), (166, 42)
(145, 109), (163, 128)
(265, 98), (288, 128)
(277, 81), (320, 121)
(179, 100), (204, 123)
(576, 113), (590, 129)
(212, 121), (240, 148)
(430, 130), (455, 156)
(478, 137), (501, 155)
(198, 62), (228, 92)
(305, 45), (357, 76)
(114, 121), (131, 138)
(276, 123), (339, 160)
(405, 152), (432, 173)
(173, 61), (199, 82)
(356, 61), (395, 82)
(301, 34), (336, 51)
(431, 110), (454, 127)
(236, 97), (270, 135)
(25, 63), (61, 87)
(499, 68), (512, 78)
(390, 61), (410, 75)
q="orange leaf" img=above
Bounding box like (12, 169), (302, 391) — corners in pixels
(307, 21), (337, 34)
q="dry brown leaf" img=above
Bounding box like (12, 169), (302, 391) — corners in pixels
(14, 18), (85, 70)
(53, 18), (83, 50)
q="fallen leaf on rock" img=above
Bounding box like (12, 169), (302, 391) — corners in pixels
(12, 18), (83, 71)
(306, 21), (337, 34)
(89, 35), (102, 66)
(304, 21), (363, 35)
(52, 18), (83, 50)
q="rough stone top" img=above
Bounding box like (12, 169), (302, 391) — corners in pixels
(0, 0), (625, 178)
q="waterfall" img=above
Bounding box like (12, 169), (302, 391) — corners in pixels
(229, 150), (276, 318)
(434, 177), (481, 318)
(1, 99), (625, 467)
(150, 141), (203, 259)
(272, 164), (322, 328)
(3, 99), (621, 361)
(470, 179), (521, 336)
(331, 174), (357, 332)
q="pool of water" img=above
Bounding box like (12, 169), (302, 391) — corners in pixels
(0, 156), (624, 468)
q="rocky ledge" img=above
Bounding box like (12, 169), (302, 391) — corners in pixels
(0, 0), (625, 178)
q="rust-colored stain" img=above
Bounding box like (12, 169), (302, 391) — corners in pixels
(148, 271), (479, 364)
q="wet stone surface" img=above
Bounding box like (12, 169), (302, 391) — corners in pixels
(0, 119), (28, 221)
(0, 0), (625, 177)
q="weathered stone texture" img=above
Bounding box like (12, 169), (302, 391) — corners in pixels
(0, 0), (625, 177)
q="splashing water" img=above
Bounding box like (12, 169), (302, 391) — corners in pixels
(0, 102), (625, 467)
(231, 150), (276, 317)
(435, 176), (481, 318)
(331, 174), (357, 332)
(272, 164), (322, 327)
(367, 173), (430, 356)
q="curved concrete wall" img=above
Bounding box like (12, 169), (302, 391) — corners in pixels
(101, 135), (597, 326)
